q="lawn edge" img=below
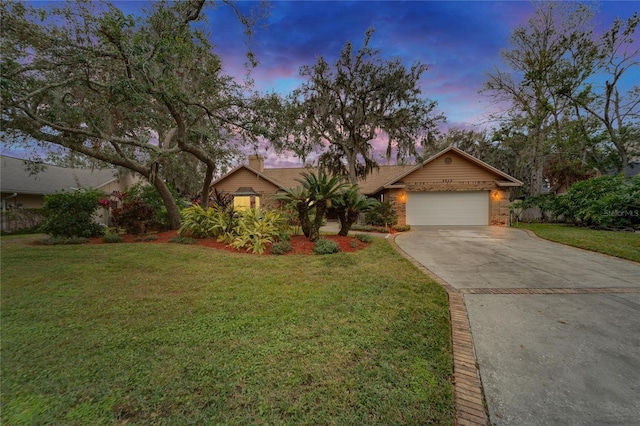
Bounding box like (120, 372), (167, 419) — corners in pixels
(513, 226), (640, 265)
(388, 233), (490, 426)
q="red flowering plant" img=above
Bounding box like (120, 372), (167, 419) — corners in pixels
(98, 199), (111, 208)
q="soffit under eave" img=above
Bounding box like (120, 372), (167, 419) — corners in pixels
(495, 180), (522, 187)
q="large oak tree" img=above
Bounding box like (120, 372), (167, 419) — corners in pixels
(1, 0), (269, 228)
(277, 28), (444, 186)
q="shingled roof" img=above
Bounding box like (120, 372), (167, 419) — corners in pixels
(259, 165), (414, 195)
(1, 155), (120, 195)
(211, 147), (522, 196)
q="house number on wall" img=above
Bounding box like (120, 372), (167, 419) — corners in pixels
(442, 179), (452, 183)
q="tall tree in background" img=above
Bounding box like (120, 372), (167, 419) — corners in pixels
(482, 2), (591, 195)
(483, 2), (639, 195)
(557, 11), (640, 173)
(278, 28), (443, 186)
(1, 0), (269, 228)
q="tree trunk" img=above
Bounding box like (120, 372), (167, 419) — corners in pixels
(607, 123), (628, 174)
(337, 209), (349, 236)
(529, 125), (545, 196)
(152, 175), (181, 230)
(200, 163), (215, 209)
(297, 202), (312, 238)
(346, 151), (359, 186)
(310, 201), (327, 242)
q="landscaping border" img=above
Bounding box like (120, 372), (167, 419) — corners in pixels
(389, 235), (490, 426)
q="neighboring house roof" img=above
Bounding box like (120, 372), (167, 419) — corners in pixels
(1, 155), (119, 195)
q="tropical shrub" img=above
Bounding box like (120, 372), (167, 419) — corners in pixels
(365, 200), (398, 227)
(313, 238), (340, 255)
(555, 175), (639, 228)
(40, 189), (104, 238)
(393, 224), (411, 232)
(179, 205), (232, 238)
(180, 205), (289, 254)
(210, 189), (234, 211)
(276, 171), (348, 242)
(228, 209), (289, 254)
(516, 176), (640, 229)
(111, 200), (155, 235)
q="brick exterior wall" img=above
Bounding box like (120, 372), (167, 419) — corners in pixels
(384, 185), (512, 226)
(490, 189), (510, 226)
(386, 189), (407, 226)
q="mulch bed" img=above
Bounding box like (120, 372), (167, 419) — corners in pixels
(88, 231), (369, 255)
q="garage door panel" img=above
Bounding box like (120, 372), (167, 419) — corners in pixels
(406, 191), (488, 226)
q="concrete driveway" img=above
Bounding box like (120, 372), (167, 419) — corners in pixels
(394, 227), (640, 425)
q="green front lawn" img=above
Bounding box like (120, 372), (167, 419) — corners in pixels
(0, 237), (454, 425)
(513, 223), (640, 262)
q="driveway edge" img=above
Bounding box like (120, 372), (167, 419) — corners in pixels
(389, 234), (490, 426)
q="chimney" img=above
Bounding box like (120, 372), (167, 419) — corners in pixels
(248, 155), (264, 172)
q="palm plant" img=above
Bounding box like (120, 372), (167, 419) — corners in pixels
(276, 171), (348, 241)
(299, 171), (349, 241)
(333, 186), (381, 236)
(274, 185), (313, 239)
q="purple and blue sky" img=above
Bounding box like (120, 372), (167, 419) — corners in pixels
(209, 0), (638, 127)
(197, 0), (638, 166)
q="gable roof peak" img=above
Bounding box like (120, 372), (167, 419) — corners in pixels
(379, 146), (523, 189)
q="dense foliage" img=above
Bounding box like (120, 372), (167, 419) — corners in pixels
(111, 200), (156, 235)
(125, 184), (188, 230)
(365, 201), (399, 227)
(179, 205), (290, 254)
(225, 208), (289, 255)
(277, 28), (443, 185)
(553, 176), (639, 228)
(40, 189), (104, 238)
(179, 205), (232, 238)
(482, 3), (639, 195)
(513, 175), (640, 229)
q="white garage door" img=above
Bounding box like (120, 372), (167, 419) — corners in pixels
(406, 191), (489, 225)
